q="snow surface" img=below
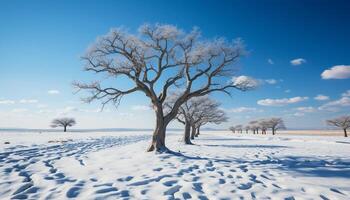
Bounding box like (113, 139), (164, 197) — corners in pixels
(0, 131), (349, 199)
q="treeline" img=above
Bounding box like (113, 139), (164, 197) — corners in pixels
(229, 118), (285, 135)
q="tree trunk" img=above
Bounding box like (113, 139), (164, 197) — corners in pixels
(64, 126), (67, 132)
(344, 129), (348, 137)
(195, 126), (200, 137)
(147, 108), (167, 152)
(183, 120), (192, 144)
(191, 125), (196, 140)
(272, 129), (275, 135)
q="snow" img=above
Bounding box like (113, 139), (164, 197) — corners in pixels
(0, 131), (349, 199)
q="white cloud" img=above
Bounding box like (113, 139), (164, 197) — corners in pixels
(232, 76), (259, 89)
(48, 90), (60, 95)
(58, 106), (78, 115)
(290, 58), (306, 66)
(12, 108), (28, 113)
(131, 105), (152, 111)
(341, 90), (350, 97)
(267, 58), (274, 65)
(257, 96), (308, 106)
(284, 89), (291, 93)
(37, 104), (48, 108)
(318, 97), (350, 111)
(293, 112), (305, 117)
(314, 94), (329, 101)
(19, 99), (38, 104)
(265, 79), (277, 85)
(321, 65), (350, 79)
(230, 107), (261, 113)
(0, 99), (15, 105)
(296, 106), (316, 113)
(37, 109), (53, 114)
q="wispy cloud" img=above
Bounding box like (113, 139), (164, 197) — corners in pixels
(290, 58), (306, 66)
(229, 107), (262, 113)
(265, 79), (277, 85)
(19, 99), (38, 104)
(131, 105), (152, 111)
(296, 106), (316, 113)
(0, 99), (15, 105)
(342, 90), (350, 97)
(48, 90), (60, 95)
(12, 108), (28, 113)
(317, 91), (350, 111)
(257, 96), (308, 106)
(267, 58), (274, 65)
(314, 94), (329, 101)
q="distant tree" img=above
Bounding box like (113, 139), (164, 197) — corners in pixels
(229, 126), (236, 133)
(266, 118), (285, 135)
(326, 116), (350, 137)
(244, 125), (250, 133)
(235, 125), (243, 133)
(194, 107), (227, 137)
(249, 120), (259, 134)
(74, 24), (255, 152)
(259, 119), (270, 135)
(167, 95), (226, 144)
(51, 118), (76, 132)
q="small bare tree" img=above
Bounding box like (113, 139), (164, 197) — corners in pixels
(74, 24), (254, 152)
(266, 118), (285, 135)
(235, 125), (243, 133)
(194, 107), (227, 138)
(229, 126), (236, 133)
(244, 125), (250, 133)
(167, 95), (224, 144)
(249, 120), (259, 134)
(326, 116), (350, 137)
(51, 118), (76, 132)
(259, 119), (270, 135)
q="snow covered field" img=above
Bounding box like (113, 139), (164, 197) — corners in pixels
(0, 131), (349, 200)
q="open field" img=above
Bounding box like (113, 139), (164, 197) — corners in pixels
(0, 131), (349, 199)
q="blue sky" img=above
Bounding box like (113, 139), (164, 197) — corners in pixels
(0, 0), (349, 129)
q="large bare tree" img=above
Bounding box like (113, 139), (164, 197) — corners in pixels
(51, 118), (76, 132)
(326, 116), (350, 137)
(74, 24), (254, 152)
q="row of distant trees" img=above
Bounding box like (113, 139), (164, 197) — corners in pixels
(229, 118), (285, 135)
(228, 116), (350, 137)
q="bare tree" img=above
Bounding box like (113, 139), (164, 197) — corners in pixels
(170, 96), (215, 144)
(194, 107), (228, 138)
(51, 118), (76, 132)
(74, 24), (254, 152)
(229, 126), (236, 133)
(249, 120), (259, 134)
(235, 125), (243, 133)
(244, 125), (250, 134)
(168, 95), (225, 144)
(326, 116), (350, 137)
(259, 119), (270, 135)
(266, 118), (285, 135)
